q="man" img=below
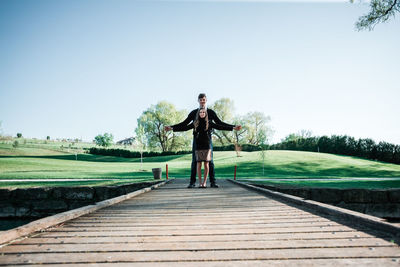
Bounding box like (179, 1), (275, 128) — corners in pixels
(165, 93), (241, 188)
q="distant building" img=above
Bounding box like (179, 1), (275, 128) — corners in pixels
(117, 137), (135, 145)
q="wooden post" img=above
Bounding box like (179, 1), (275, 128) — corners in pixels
(234, 165), (237, 180)
(166, 164), (168, 180)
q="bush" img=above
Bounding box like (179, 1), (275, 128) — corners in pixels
(88, 147), (193, 158)
(269, 135), (400, 165)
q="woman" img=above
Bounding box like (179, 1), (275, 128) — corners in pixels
(173, 108), (234, 188)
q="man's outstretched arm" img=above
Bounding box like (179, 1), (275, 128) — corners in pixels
(208, 109), (242, 130)
(165, 109), (197, 131)
(171, 123), (194, 132)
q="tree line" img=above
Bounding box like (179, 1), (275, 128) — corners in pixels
(270, 133), (400, 165)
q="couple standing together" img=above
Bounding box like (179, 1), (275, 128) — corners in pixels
(165, 93), (241, 188)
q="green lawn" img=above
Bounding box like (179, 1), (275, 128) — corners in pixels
(1, 142), (400, 189)
(242, 178), (400, 189)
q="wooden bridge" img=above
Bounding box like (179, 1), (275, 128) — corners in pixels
(1, 179), (399, 266)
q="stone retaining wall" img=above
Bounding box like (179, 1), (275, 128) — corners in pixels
(0, 181), (161, 219)
(251, 184), (400, 219)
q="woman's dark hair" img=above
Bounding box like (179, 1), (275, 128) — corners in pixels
(198, 93), (206, 99)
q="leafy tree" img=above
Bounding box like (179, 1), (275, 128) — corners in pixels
(282, 133), (300, 143)
(352, 0), (400, 30)
(46, 136), (50, 141)
(209, 99), (273, 147)
(245, 112), (273, 145)
(282, 130), (312, 143)
(357, 138), (376, 159)
(232, 115), (248, 145)
(136, 101), (190, 152)
(209, 98), (235, 146)
(376, 141), (396, 163)
(94, 133), (114, 147)
(16, 133), (22, 138)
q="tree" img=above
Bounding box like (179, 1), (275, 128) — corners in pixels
(135, 101), (190, 152)
(245, 112), (273, 146)
(282, 130), (313, 143)
(352, 0), (400, 30)
(209, 98), (235, 146)
(232, 115), (248, 146)
(16, 133), (22, 138)
(209, 99), (274, 147)
(94, 133), (114, 147)
(46, 136), (50, 141)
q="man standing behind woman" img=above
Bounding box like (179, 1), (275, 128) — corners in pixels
(165, 93), (241, 188)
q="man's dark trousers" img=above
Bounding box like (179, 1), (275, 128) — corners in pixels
(190, 140), (215, 185)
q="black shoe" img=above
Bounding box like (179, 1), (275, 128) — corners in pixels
(187, 184), (196, 188)
(210, 183), (219, 188)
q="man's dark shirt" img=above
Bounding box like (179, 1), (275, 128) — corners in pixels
(171, 108), (235, 136)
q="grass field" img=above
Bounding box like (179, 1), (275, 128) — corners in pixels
(1, 140), (400, 189)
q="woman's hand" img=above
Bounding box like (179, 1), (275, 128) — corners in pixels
(164, 126), (172, 131)
(233, 125), (242, 131)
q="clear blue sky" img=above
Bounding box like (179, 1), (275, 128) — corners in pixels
(1, 0), (399, 144)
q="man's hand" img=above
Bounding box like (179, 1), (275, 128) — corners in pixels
(164, 126), (172, 131)
(233, 125), (242, 131)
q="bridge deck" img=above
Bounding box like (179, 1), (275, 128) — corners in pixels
(1, 179), (399, 266)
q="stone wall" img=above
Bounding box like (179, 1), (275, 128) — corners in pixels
(0, 181), (161, 219)
(251, 184), (400, 219)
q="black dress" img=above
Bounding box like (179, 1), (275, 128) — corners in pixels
(173, 118), (233, 162)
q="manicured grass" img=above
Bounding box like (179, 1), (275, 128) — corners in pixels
(1, 142), (400, 189)
(0, 143), (189, 187)
(243, 178), (400, 189)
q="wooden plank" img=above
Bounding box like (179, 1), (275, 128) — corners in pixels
(84, 210), (304, 218)
(36, 225), (358, 237)
(50, 222), (343, 231)
(1, 247), (400, 265)
(62, 222), (332, 228)
(18, 231), (375, 244)
(1, 238), (396, 253)
(10, 258), (400, 267)
(80, 215), (319, 221)
(67, 218), (332, 225)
